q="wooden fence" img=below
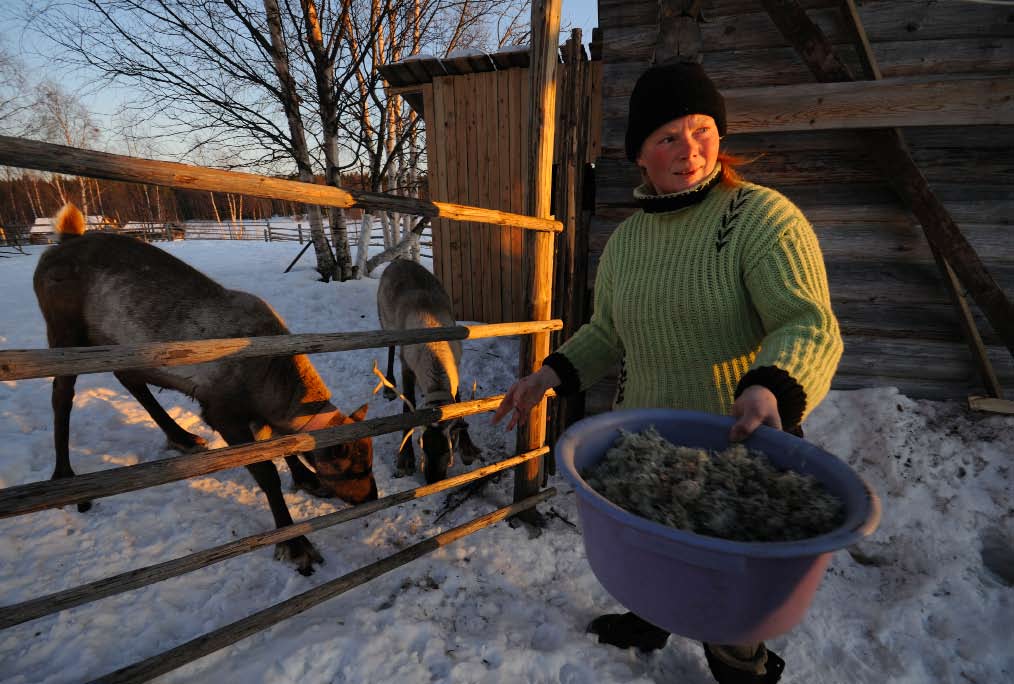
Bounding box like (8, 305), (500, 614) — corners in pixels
(0, 115), (562, 678)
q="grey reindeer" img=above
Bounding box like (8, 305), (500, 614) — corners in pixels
(33, 204), (377, 576)
(376, 258), (481, 483)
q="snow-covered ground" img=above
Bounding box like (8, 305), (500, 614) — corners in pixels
(0, 238), (1011, 684)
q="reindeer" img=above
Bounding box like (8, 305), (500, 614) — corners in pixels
(32, 204), (376, 576)
(376, 258), (481, 483)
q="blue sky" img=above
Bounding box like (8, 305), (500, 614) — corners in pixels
(563, 0), (598, 41)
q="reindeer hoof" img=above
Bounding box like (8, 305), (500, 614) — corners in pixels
(391, 462), (415, 478)
(459, 443), (482, 466)
(167, 433), (208, 453)
(274, 536), (324, 576)
(395, 453), (416, 477)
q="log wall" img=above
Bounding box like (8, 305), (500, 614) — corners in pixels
(588, 0), (1014, 410)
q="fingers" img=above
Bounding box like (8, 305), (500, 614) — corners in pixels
(765, 411), (783, 432)
(729, 414), (762, 442)
(491, 376), (547, 429)
(729, 385), (781, 441)
(490, 395), (513, 425)
(491, 382), (523, 425)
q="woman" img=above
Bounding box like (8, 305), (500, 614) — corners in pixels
(492, 62), (843, 684)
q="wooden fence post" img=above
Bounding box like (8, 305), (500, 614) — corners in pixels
(297, 223), (303, 243)
(513, 0), (561, 519)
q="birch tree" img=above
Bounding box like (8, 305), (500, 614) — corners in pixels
(263, 0), (338, 278)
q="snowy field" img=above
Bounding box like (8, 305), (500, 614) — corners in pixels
(0, 238), (1011, 684)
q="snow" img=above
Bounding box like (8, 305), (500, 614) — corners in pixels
(1, 234), (1012, 684)
(493, 45), (530, 55)
(445, 49), (487, 59)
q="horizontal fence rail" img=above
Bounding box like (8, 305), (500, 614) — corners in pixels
(0, 395), (509, 519)
(88, 489), (556, 684)
(0, 136), (563, 233)
(0, 447), (548, 630)
(0, 321), (563, 381)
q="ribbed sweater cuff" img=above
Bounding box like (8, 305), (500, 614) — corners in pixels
(543, 353), (581, 396)
(734, 366), (807, 431)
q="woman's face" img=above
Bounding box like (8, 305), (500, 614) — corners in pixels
(636, 114), (720, 195)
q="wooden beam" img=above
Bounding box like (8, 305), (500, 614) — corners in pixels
(601, 74), (1014, 143)
(0, 136), (562, 233)
(760, 0), (1014, 368)
(968, 396), (1014, 415)
(725, 75), (1014, 133)
(0, 320), (563, 381)
(88, 489), (556, 684)
(514, 0), (561, 515)
(385, 83), (425, 97)
(837, 0), (879, 80)
(0, 396), (502, 519)
(0, 448), (548, 630)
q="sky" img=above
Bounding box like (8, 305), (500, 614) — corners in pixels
(1, 231), (1012, 683)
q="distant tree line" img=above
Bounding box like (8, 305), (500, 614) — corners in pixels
(0, 170), (426, 228)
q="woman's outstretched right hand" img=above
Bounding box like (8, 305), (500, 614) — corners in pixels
(491, 366), (561, 431)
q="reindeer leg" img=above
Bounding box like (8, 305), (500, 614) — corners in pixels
(114, 372), (207, 453)
(382, 345), (398, 401)
(451, 392), (482, 465)
(217, 421), (323, 576)
(395, 364), (417, 477)
(51, 374), (91, 512)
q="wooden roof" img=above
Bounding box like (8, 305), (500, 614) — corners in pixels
(380, 49), (533, 90)
(380, 41), (601, 115)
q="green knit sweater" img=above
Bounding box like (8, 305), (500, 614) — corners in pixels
(547, 171), (843, 427)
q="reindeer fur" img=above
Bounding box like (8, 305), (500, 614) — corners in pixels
(376, 259), (480, 483)
(33, 204), (376, 575)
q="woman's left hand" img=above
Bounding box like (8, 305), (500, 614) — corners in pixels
(729, 385), (781, 441)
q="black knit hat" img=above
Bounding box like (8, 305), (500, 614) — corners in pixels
(625, 62), (727, 162)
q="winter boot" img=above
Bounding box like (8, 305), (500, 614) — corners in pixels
(703, 643), (785, 683)
(586, 612), (670, 653)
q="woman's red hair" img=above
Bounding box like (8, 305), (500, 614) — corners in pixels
(718, 151), (749, 186)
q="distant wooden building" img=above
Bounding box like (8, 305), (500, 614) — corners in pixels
(29, 214), (118, 244)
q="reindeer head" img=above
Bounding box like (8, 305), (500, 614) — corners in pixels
(304, 403), (377, 503)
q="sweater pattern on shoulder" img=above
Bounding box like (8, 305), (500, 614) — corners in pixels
(715, 186), (755, 253)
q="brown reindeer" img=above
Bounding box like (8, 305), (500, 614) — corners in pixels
(377, 258), (481, 483)
(33, 204), (376, 576)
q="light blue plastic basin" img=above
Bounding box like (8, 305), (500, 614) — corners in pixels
(555, 408), (881, 644)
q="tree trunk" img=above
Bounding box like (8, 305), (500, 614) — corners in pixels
(208, 191), (222, 223)
(328, 206), (353, 279)
(264, 0), (336, 281)
(301, 0), (354, 280)
(356, 211), (373, 276)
